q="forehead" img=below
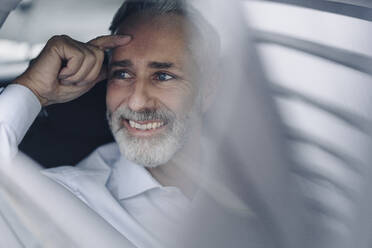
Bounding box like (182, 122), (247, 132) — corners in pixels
(111, 13), (191, 64)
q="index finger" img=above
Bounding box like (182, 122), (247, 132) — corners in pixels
(88, 35), (132, 50)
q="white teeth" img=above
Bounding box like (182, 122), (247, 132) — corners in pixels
(129, 120), (135, 128)
(128, 120), (164, 130)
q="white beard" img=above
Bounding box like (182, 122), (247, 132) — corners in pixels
(107, 105), (194, 167)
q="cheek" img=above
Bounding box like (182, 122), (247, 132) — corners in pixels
(106, 83), (127, 113)
(157, 85), (197, 115)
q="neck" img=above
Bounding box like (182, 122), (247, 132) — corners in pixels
(147, 125), (202, 199)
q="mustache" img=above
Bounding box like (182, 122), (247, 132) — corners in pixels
(120, 107), (175, 123)
(108, 105), (176, 133)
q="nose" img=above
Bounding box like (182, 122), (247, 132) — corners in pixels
(127, 79), (152, 112)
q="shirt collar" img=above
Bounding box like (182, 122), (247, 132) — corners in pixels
(75, 143), (161, 200)
(108, 156), (162, 200)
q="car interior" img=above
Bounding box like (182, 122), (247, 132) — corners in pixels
(1, 0), (372, 247)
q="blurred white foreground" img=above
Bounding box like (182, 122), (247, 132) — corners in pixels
(2, 0), (372, 247)
(0, 153), (134, 247)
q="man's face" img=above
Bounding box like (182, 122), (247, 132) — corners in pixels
(106, 13), (200, 167)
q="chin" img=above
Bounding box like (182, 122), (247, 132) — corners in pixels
(114, 128), (185, 168)
(107, 105), (193, 167)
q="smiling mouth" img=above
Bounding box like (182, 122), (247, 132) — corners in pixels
(123, 119), (166, 132)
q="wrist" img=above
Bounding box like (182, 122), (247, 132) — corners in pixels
(13, 79), (48, 106)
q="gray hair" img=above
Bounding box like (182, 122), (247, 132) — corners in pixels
(109, 0), (220, 83)
(110, 0), (188, 34)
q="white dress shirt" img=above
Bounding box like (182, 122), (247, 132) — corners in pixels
(0, 84), (191, 247)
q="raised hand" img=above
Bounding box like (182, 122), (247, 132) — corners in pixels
(14, 34), (131, 106)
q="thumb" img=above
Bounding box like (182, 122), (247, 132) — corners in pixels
(88, 35), (132, 50)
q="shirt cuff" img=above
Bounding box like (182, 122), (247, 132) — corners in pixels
(0, 84), (41, 144)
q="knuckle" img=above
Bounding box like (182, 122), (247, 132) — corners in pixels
(48, 35), (60, 42)
(48, 34), (69, 44)
(46, 36), (59, 47)
(85, 46), (95, 57)
(59, 34), (71, 40)
(46, 35), (73, 52)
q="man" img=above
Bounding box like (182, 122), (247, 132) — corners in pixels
(0, 0), (219, 247)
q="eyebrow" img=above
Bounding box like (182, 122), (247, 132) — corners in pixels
(110, 60), (175, 69)
(110, 59), (133, 67)
(148, 61), (174, 69)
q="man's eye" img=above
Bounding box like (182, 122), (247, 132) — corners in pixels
(154, 72), (174, 81)
(112, 70), (132, 79)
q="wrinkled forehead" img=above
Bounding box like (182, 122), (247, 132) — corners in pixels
(111, 13), (198, 72)
(117, 12), (189, 37)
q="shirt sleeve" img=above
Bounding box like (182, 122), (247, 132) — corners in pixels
(0, 84), (41, 159)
